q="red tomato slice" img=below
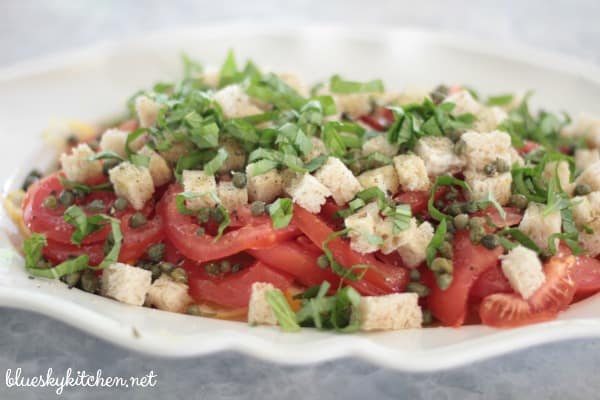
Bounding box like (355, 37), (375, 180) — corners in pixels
(394, 187), (447, 216)
(359, 108), (395, 131)
(470, 264), (513, 301)
(518, 140), (540, 155)
(479, 252), (576, 328)
(248, 241), (341, 288)
(160, 185), (300, 263)
(472, 206), (523, 228)
(428, 230), (503, 327)
(188, 261), (293, 308)
(572, 255), (600, 297)
(319, 200), (346, 230)
(42, 211), (164, 266)
(292, 205), (409, 294)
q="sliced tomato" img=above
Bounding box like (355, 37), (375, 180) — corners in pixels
(248, 241), (340, 288)
(358, 107), (395, 131)
(470, 264), (513, 301)
(188, 261), (293, 308)
(394, 187), (446, 216)
(319, 200), (346, 230)
(479, 252), (576, 328)
(517, 140), (540, 155)
(160, 185), (300, 263)
(292, 205), (409, 294)
(572, 255), (600, 298)
(472, 206), (523, 228)
(428, 230), (503, 326)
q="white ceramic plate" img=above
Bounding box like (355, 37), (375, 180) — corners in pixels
(2, 24), (600, 372)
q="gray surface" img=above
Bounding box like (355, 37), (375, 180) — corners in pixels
(1, 1), (600, 399)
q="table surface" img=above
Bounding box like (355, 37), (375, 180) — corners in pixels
(1, 1), (600, 399)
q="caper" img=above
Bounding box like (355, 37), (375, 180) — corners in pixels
(483, 162), (497, 176)
(496, 158), (510, 173)
(150, 264), (162, 280)
(231, 172), (247, 189)
(509, 194), (529, 210)
(462, 202), (478, 214)
(439, 241), (454, 259)
(231, 264), (242, 273)
(444, 232), (454, 243)
(409, 268), (421, 281)
(469, 217), (485, 229)
(210, 207), (224, 223)
(446, 130), (462, 143)
(435, 200), (445, 209)
(171, 267), (187, 284)
(80, 269), (99, 293)
(453, 213), (470, 230)
(445, 190), (458, 201)
(185, 304), (203, 316)
(469, 226), (486, 244)
(250, 201), (266, 216)
(102, 159), (120, 176)
(21, 170), (42, 190)
(422, 309), (433, 325)
(62, 271), (81, 288)
(158, 261), (174, 274)
(146, 243), (165, 262)
(204, 262), (221, 276)
(196, 227), (205, 236)
(406, 282), (430, 298)
(36, 259), (53, 269)
(114, 197), (128, 211)
(436, 273), (453, 290)
(430, 84), (449, 104)
(575, 183), (592, 196)
(220, 260), (232, 273)
(481, 234), (499, 249)
(447, 203), (463, 217)
(197, 208), (211, 224)
(430, 257), (453, 274)
(44, 195), (58, 209)
(129, 212), (147, 228)
(87, 199), (105, 212)
(317, 255), (329, 269)
(454, 139), (466, 156)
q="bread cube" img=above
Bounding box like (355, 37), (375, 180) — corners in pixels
(217, 181), (248, 212)
(576, 161), (600, 192)
(60, 143), (103, 183)
(101, 263), (152, 306)
(182, 170), (218, 211)
(501, 246), (546, 299)
(362, 134), (399, 158)
(345, 202), (380, 254)
(146, 274), (193, 313)
(284, 172), (331, 213)
(393, 154), (430, 192)
(519, 202), (562, 251)
(459, 130), (513, 172)
(99, 128), (128, 158)
(314, 157), (363, 205)
(245, 164), (284, 203)
(580, 219), (600, 257)
(108, 162), (155, 210)
(376, 217), (417, 255)
(247, 282), (278, 326)
(414, 136), (465, 176)
(359, 293), (422, 331)
(214, 84), (263, 119)
(543, 160), (573, 195)
(302, 137), (328, 163)
(357, 165), (400, 195)
(396, 221), (434, 268)
(138, 146), (172, 187)
(135, 95), (160, 128)
(333, 93), (373, 118)
(444, 90), (482, 116)
(159, 141), (191, 165)
(474, 106), (508, 132)
(464, 171), (512, 205)
(575, 148), (600, 171)
(218, 138), (247, 173)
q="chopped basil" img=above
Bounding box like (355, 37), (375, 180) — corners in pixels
(57, 175), (112, 194)
(268, 198), (294, 229)
(27, 255), (90, 280)
(426, 219), (447, 267)
(130, 154), (151, 168)
(329, 75), (384, 94)
(486, 94), (514, 106)
(321, 229), (369, 282)
(87, 151), (125, 162)
(266, 290), (301, 332)
(428, 176), (471, 222)
(203, 148), (229, 175)
(23, 233), (47, 269)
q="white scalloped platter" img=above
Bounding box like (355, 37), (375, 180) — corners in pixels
(1, 24), (600, 372)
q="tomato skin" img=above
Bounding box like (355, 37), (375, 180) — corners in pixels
(518, 140), (540, 155)
(479, 252), (576, 328)
(428, 230), (503, 327)
(160, 185), (300, 263)
(394, 187), (447, 216)
(572, 256), (600, 297)
(248, 241), (341, 288)
(188, 261), (293, 308)
(359, 108), (395, 131)
(471, 206), (523, 229)
(292, 205), (409, 294)
(470, 264), (513, 301)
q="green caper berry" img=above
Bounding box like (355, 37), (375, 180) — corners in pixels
(453, 213), (470, 230)
(197, 208), (211, 224)
(150, 264), (162, 280)
(462, 202), (478, 214)
(231, 172), (247, 189)
(147, 243), (165, 262)
(575, 183), (592, 196)
(114, 197), (128, 211)
(495, 158), (510, 173)
(436, 273), (453, 290)
(129, 212), (147, 228)
(430, 84), (449, 104)
(446, 130), (462, 143)
(430, 257), (453, 274)
(250, 201), (266, 216)
(102, 159), (120, 176)
(231, 264), (242, 273)
(439, 241), (454, 259)
(196, 227), (205, 236)
(422, 309), (433, 325)
(44, 195), (58, 209)
(454, 140), (466, 156)
(483, 162), (497, 176)
(80, 270), (99, 293)
(210, 207), (224, 223)
(204, 262), (221, 276)
(22, 170), (42, 190)
(435, 200), (445, 209)
(509, 194), (529, 210)
(220, 260), (232, 273)
(409, 268), (421, 281)
(481, 234), (499, 249)
(87, 199), (105, 212)
(62, 271), (81, 288)
(445, 191), (458, 201)
(406, 282), (431, 298)
(159, 261), (174, 273)
(469, 226), (486, 244)
(36, 258), (53, 269)
(469, 217), (485, 229)
(447, 203), (463, 217)
(171, 267), (187, 284)
(317, 255), (329, 269)
(444, 232), (454, 243)
(185, 304), (203, 316)
(446, 222), (456, 234)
